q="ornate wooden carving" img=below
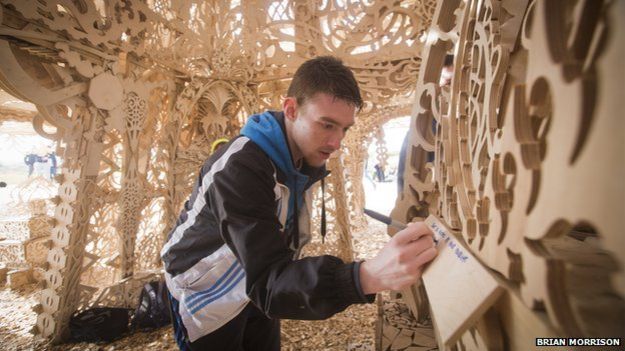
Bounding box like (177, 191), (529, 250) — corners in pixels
(392, 0), (625, 348)
(0, 0), (433, 342)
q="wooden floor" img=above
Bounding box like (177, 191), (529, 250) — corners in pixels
(377, 295), (437, 351)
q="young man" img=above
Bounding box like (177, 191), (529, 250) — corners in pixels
(161, 56), (437, 351)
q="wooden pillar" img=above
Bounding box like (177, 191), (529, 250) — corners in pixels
(327, 152), (354, 263)
(117, 90), (149, 278)
(36, 106), (104, 342)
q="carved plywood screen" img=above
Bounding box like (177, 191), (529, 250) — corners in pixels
(341, 104), (412, 229)
(0, 0), (438, 343)
(392, 0), (625, 348)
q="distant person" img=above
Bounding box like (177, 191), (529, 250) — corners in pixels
(47, 151), (57, 180)
(0, 181), (6, 188)
(374, 163), (385, 182)
(24, 153), (37, 176)
(439, 54), (454, 87)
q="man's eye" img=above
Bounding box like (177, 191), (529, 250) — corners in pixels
(324, 123), (334, 130)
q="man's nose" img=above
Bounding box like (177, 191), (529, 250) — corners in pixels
(327, 134), (342, 150)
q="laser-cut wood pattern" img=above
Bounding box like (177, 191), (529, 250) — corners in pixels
(0, 0), (622, 347)
(392, 0), (625, 348)
(0, 0), (433, 342)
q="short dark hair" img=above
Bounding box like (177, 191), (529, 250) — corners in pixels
(287, 56), (363, 111)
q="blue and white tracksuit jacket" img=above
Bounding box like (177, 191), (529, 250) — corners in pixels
(161, 111), (373, 342)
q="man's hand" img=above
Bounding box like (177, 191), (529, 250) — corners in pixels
(359, 222), (437, 294)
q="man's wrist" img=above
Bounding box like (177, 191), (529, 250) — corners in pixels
(359, 260), (378, 295)
(352, 261), (370, 301)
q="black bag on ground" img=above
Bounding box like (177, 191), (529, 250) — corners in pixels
(130, 280), (172, 330)
(69, 307), (132, 342)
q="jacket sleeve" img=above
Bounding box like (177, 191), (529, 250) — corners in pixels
(207, 150), (374, 320)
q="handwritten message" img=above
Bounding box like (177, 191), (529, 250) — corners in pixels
(422, 214), (503, 347)
(429, 221), (469, 263)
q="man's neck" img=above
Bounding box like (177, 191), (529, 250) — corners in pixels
(294, 158), (303, 170)
(284, 118), (303, 170)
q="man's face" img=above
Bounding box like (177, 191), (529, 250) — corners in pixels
(285, 93), (356, 168)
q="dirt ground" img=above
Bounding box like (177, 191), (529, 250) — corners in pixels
(0, 221), (391, 351)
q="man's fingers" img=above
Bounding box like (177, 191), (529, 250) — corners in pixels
(396, 247), (437, 289)
(393, 222), (433, 245)
(401, 234), (436, 258)
(412, 247), (438, 267)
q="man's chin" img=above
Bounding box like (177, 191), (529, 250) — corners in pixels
(305, 157), (327, 168)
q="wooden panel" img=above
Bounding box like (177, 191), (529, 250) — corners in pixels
(421, 215), (503, 348)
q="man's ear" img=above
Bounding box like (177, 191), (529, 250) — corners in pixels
(283, 97), (298, 121)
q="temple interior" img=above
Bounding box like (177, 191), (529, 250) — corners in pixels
(0, 0), (623, 350)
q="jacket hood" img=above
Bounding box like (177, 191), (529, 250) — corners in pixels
(241, 111), (328, 198)
(241, 110), (330, 243)
(241, 111), (300, 180)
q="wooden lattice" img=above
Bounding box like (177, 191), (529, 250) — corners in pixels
(0, 0), (622, 347)
(392, 0), (625, 349)
(0, 0), (434, 342)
